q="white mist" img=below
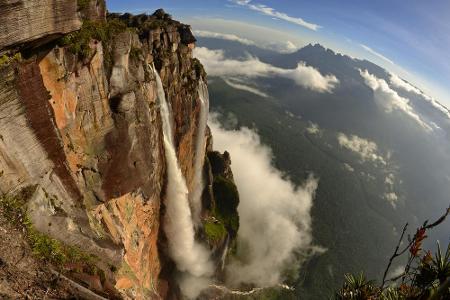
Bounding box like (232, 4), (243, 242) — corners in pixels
(153, 67), (213, 297)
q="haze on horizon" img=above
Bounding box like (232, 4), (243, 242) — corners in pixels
(107, 0), (450, 109)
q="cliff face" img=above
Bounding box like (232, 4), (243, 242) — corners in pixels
(0, 2), (238, 299)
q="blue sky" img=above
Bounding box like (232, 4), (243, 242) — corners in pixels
(107, 0), (450, 106)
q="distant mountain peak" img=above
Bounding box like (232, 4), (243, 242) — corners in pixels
(303, 43), (327, 51)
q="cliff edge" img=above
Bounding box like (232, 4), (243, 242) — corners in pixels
(0, 1), (239, 299)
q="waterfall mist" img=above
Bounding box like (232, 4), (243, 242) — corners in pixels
(153, 68), (213, 297)
(190, 79), (210, 225)
(209, 114), (320, 288)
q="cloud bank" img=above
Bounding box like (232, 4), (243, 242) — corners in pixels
(209, 115), (320, 287)
(264, 40), (301, 53)
(194, 47), (339, 93)
(337, 133), (386, 165)
(360, 44), (394, 65)
(223, 78), (269, 98)
(359, 70), (432, 131)
(231, 0), (321, 31)
(389, 73), (450, 120)
(389, 73), (422, 95)
(194, 30), (300, 53)
(193, 30), (256, 46)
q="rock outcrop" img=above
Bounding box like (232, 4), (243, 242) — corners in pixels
(0, 0), (81, 50)
(0, 2), (239, 299)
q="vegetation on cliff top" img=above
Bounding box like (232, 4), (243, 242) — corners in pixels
(204, 219), (227, 244)
(212, 175), (240, 233)
(57, 19), (128, 65)
(202, 151), (240, 245)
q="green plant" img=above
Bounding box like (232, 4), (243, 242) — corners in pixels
(0, 187), (98, 269)
(335, 273), (378, 300)
(0, 52), (22, 67)
(212, 175), (240, 234)
(58, 19), (128, 61)
(334, 207), (450, 300)
(129, 46), (143, 60)
(204, 219), (227, 243)
(414, 243), (450, 289)
(192, 58), (207, 78)
(0, 185), (36, 225)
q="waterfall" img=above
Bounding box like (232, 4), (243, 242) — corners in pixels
(219, 234), (230, 271)
(190, 79), (210, 225)
(153, 67), (213, 278)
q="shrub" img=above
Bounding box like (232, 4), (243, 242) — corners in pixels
(213, 175), (239, 217)
(335, 208), (450, 300)
(204, 219), (227, 244)
(58, 19), (128, 61)
(0, 52), (22, 67)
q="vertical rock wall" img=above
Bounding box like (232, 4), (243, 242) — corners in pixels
(0, 2), (210, 298)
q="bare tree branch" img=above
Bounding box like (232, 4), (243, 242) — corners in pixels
(381, 205), (450, 290)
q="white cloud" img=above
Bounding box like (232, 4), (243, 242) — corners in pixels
(343, 163), (355, 172)
(188, 17), (306, 53)
(384, 173), (398, 208)
(389, 265), (405, 279)
(209, 114), (320, 288)
(223, 78), (269, 98)
(194, 47), (339, 93)
(264, 40), (300, 53)
(306, 122), (321, 135)
(193, 30), (256, 46)
(337, 133), (386, 165)
(359, 69), (432, 131)
(194, 30), (300, 54)
(390, 73), (450, 120)
(385, 192), (399, 208)
(389, 73), (422, 94)
(231, 0), (321, 31)
(360, 44), (394, 65)
(385, 173), (395, 187)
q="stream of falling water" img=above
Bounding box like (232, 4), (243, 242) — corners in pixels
(190, 79), (210, 226)
(153, 66), (213, 279)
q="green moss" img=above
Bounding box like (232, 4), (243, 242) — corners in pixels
(192, 58), (207, 78)
(129, 46), (143, 60)
(0, 52), (22, 67)
(0, 185), (36, 225)
(212, 176), (240, 233)
(25, 223), (67, 265)
(204, 219), (227, 243)
(57, 19), (128, 68)
(0, 55), (9, 66)
(0, 187), (97, 268)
